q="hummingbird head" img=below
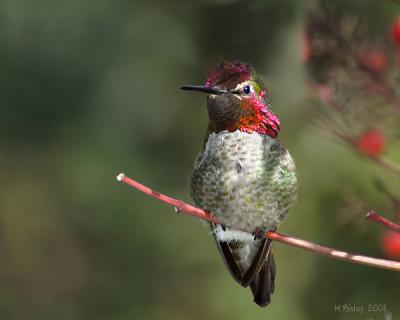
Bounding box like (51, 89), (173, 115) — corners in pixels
(182, 62), (280, 138)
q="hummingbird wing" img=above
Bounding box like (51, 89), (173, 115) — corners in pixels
(210, 223), (244, 285)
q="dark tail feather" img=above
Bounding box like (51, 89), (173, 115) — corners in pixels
(250, 251), (276, 307)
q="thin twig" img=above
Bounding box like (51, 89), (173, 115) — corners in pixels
(116, 173), (400, 272)
(366, 211), (400, 233)
(116, 173), (217, 223)
(369, 156), (400, 177)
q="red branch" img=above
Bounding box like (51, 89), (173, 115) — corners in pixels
(116, 173), (400, 272)
(367, 211), (400, 233)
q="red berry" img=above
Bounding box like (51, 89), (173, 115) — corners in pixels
(391, 16), (400, 45)
(357, 130), (386, 157)
(357, 49), (388, 74)
(382, 231), (400, 258)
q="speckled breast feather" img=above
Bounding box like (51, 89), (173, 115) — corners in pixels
(189, 130), (297, 238)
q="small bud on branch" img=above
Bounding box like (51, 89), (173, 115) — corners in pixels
(116, 173), (400, 272)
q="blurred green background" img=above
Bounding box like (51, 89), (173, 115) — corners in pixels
(1, 0), (399, 319)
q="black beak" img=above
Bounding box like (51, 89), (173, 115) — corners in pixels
(181, 85), (227, 95)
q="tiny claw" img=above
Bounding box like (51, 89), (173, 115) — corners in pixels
(252, 228), (266, 241)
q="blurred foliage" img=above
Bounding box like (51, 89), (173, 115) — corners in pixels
(0, 0), (399, 319)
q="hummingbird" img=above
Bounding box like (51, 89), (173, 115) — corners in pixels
(181, 62), (298, 307)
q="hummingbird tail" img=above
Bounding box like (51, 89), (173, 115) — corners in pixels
(250, 250), (276, 307)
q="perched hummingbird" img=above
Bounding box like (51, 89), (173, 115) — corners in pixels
(181, 62), (298, 307)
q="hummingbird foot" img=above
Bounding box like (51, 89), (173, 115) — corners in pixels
(252, 228), (267, 241)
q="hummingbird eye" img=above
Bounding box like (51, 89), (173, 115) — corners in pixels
(243, 85), (251, 95)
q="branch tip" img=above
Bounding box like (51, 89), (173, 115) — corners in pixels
(366, 210), (400, 233)
(366, 211), (374, 219)
(116, 173), (125, 182)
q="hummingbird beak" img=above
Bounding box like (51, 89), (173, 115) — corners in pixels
(181, 85), (227, 95)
